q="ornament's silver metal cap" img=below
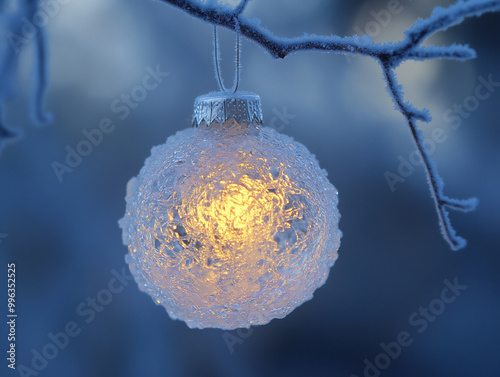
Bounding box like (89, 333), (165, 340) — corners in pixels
(192, 91), (263, 128)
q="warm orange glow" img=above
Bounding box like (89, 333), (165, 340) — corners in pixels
(180, 166), (300, 262)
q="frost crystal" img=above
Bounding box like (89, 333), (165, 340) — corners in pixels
(119, 120), (341, 329)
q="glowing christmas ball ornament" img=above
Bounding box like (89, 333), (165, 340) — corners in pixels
(119, 91), (341, 329)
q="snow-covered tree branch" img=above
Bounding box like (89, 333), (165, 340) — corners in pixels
(1, 0), (499, 250)
(154, 0), (499, 250)
(0, 0), (51, 150)
(158, 0), (499, 61)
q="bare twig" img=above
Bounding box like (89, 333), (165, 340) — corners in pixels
(29, 0), (52, 125)
(234, 0), (250, 16)
(381, 62), (478, 250)
(0, 0), (51, 151)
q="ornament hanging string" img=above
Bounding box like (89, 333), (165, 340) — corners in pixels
(213, 21), (241, 94)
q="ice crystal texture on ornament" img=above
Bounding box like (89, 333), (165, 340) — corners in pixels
(119, 120), (341, 329)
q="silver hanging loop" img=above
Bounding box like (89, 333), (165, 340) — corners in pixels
(213, 21), (241, 94)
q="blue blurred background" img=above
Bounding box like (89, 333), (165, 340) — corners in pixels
(1, 0), (499, 376)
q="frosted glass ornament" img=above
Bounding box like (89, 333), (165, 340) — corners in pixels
(119, 92), (341, 329)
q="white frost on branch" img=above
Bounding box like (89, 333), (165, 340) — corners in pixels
(1, 0), (498, 249)
(157, 0), (500, 250)
(0, 0), (52, 151)
(157, 0), (499, 59)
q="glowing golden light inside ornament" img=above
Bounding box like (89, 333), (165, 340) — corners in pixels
(181, 170), (299, 262)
